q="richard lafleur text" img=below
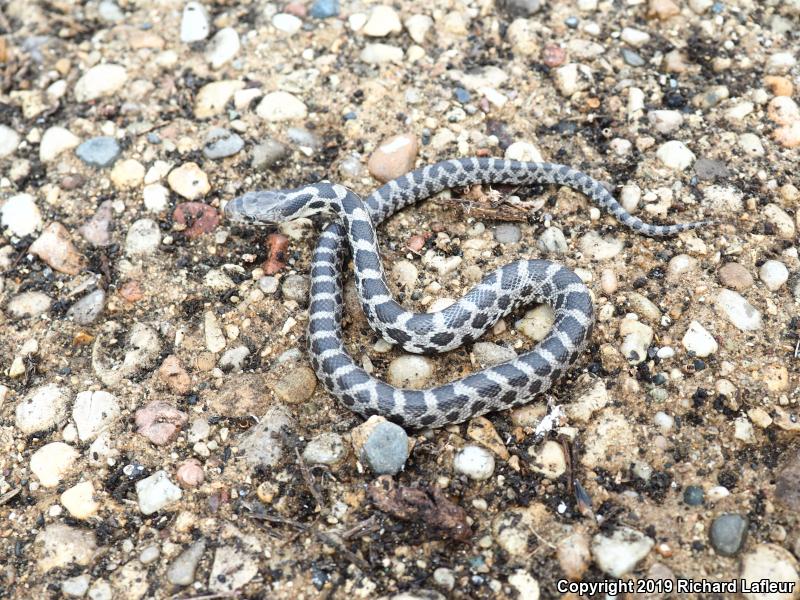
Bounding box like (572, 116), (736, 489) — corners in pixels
(557, 577), (797, 597)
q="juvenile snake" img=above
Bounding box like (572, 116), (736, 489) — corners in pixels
(225, 158), (710, 428)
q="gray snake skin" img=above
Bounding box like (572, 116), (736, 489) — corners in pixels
(225, 158), (710, 428)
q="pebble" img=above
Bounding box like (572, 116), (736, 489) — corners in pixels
(303, 432), (346, 465)
(718, 262), (753, 290)
(159, 355), (191, 394)
(40, 126), (80, 162)
(404, 15), (433, 44)
(180, 2), (210, 42)
(557, 532), (592, 580)
(648, 110), (684, 134)
(591, 526), (654, 577)
(621, 27), (650, 47)
(136, 470), (182, 515)
(281, 273), (310, 303)
(36, 524), (96, 572)
(740, 544), (800, 600)
(16, 383), (68, 434)
(0, 124), (20, 158)
(30, 442), (79, 487)
(61, 481), (98, 519)
(203, 127), (244, 159)
(553, 63), (593, 97)
(494, 223), (521, 244)
(194, 80), (245, 118)
(566, 380), (609, 423)
(360, 43), (404, 64)
(473, 342), (516, 368)
(139, 545), (160, 565)
(367, 134), (419, 183)
(501, 0), (541, 16)
(125, 218), (161, 256)
(505, 141), (543, 162)
(176, 458), (204, 487)
(205, 27), (239, 69)
(580, 231), (622, 260)
(767, 52), (797, 75)
(209, 546), (259, 593)
(392, 260), (418, 289)
(256, 91), (308, 121)
(363, 5), (402, 37)
(433, 567), (456, 591)
(528, 440), (566, 479)
(219, 346), (250, 372)
(273, 365), (317, 404)
(715, 289), (762, 331)
(168, 163), (210, 200)
(258, 276), (279, 294)
(173, 202), (219, 238)
(252, 138), (289, 169)
(739, 133), (764, 157)
(656, 140), (695, 170)
(241, 404), (294, 467)
(110, 159), (145, 189)
(143, 184), (169, 212)
(620, 317), (653, 364)
(621, 49), (645, 67)
(360, 420), (410, 475)
(767, 97), (799, 126)
(167, 540), (206, 586)
(62, 575), (91, 597)
(683, 485), (704, 506)
(75, 136), (120, 167)
(273, 12), (302, 33)
(73, 389), (120, 441)
(759, 260), (788, 291)
(387, 355), (433, 388)
(310, 0), (339, 18)
(454, 445), (495, 480)
(537, 227), (568, 255)
(8, 291), (52, 318)
(773, 122), (800, 149)
(135, 401), (188, 446)
(515, 305), (555, 342)
(764, 204), (795, 239)
(681, 320), (718, 357)
(694, 158), (729, 180)
(2, 193), (42, 237)
(74, 63), (127, 103)
(30, 222), (86, 275)
(654, 411), (674, 433)
(508, 570), (540, 600)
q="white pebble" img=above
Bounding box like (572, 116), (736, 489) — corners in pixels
(759, 260), (789, 291)
(30, 442), (79, 487)
(272, 13), (302, 34)
(180, 1), (210, 42)
(125, 219), (162, 256)
(205, 27), (240, 69)
(0, 124), (20, 158)
(74, 64), (127, 103)
(256, 91), (308, 121)
(136, 470), (182, 515)
(1, 193), (43, 237)
(454, 445), (495, 480)
(143, 184), (170, 212)
(362, 5), (402, 37)
(656, 140), (695, 170)
(387, 355), (434, 388)
(505, 141), (543, 163)
(681, 320), (718, 357)
(715, 289), (762, 331)
(39, 126), (80, 162)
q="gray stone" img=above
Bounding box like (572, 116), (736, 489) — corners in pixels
(241, 405), (294, 467)
(75, 137), (121, 168)
(67, 289), (106, 325)
(694, 158), (729, 180)
(303, 432), (346, 465)
(361, 421), (409, 475)
(281, 274), (309, 305)
(494, 223), (521, 244)
(203, 128), (244, 160)
(621, 49), (645, 67)
(538, 227), (568, 255)
(252, 139), (289, 169)
(709, 514), (748, 556)
(167, 540), (206, 586)
(498, 0), (541, 17)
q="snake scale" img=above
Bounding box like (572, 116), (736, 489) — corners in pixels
(225, 157), (710, 428)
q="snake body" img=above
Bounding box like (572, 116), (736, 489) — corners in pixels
(226, 158), (709, 428)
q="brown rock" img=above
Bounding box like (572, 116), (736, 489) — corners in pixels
(135, 401), (188, 446)
(173, 202), (220, 238)
(367, 134), (419, 183)
(776, 452), (800, 511)
(466, 416), (510, 460)
(557, 531), (591, 580)
(119, 280), (144, 303)
(264, 233), (289, 274)
(767, 97), (800, 126)
(542, 45), (566, 68)
(773, 122), (800, 148)
(764, 76), (794, 98)
(159, 355), (191, 395)
(717, 262), (753, 291)
(30, 222), (86, 275)
(206, 373), (269, 417)
(648, 0), (680, 19)
(272, 366), (317, 404)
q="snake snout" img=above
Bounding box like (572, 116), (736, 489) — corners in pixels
(224, 191), (289, 224)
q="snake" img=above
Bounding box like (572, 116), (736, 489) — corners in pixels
(225, 157), (710, 428)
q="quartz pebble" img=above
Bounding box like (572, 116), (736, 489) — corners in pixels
(1, 193), (42, 237)
(167, 540), (206, 586)
(36, 524), (97, 572)
(505, 141), (543, 162)
(62, 575), (91, 597)
(0, 124), (20, 158)
(195, 80), (245, 118)
(61, 481), (98, 519)
(30, 222), (86, 275)
(73, 390), (120, 441)
(136, 470), (182, 515)
(74, 64), (127, 102)
(168, 163), (210, 200)
(740, 544), (800, 600)
(180, 2), (210, 42)
(40, 126), (80, 162)
(8, 291), (52, 318)
(538, 227), (568, 255)
(110, 159), (145, 189)
(361, 43), (404, 64)
(528, 440), (566, 478)
(404, 15), (433, 44)
(387, 355), (433, 388)
(205, 27), (240, 69)
(681, 320), (718, 357)
(256, 92), (308, 121)
(764, 204), (795, 239)
(125, 218), (162, 256)
(454, 445), (495, 480)
(715, 289), (762, 331)
(591, 527), (654, 577)
(515, 305), (555, 342)
(656, 140), (695, 170)
(16, 383), (68, 434)
(273, 13), (302, 34)
(494, 223), (521, 244)
(363, 5), (402, 37)
(303, 432), (346, 465)
(553, 63), (593, 97)
(759, 260), (789, 291)
(143, 184), (169, 212)
(30, 442), (79, 487)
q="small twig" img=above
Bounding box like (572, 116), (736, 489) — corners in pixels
(340, 516), (379, 540)
(295, 448), (326, 513)
(0, 487), (21, 506)
(526, 525), (557, 550)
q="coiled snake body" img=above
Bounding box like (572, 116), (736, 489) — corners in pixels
(226, 158), (709, 428)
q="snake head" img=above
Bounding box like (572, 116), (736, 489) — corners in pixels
(224, 190), (310, 224)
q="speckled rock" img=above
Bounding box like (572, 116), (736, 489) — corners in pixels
(135, 401), (188, 446)
(718, 262), (753, 290)
(203, 127), (244, 159)
(16, 383), (69, 434)
(740, 544), (799, 600)
(273, 365), (317, 404)
(36, 524), (97, 572)
(241, 404), (294, 467)
(303, 432), (347, 465)
(73, 389), (120, 441)
(360, 420), (410, 475)
(8, 291), (52, 318)
(168, 163), (210, 200)
(709, 514), (748, 557)
(136, 470), (182, 515)
(454, 445), (495, 480)
(125, 218), (161, 256)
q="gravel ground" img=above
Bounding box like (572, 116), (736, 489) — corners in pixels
(1, 0), (799, 598)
